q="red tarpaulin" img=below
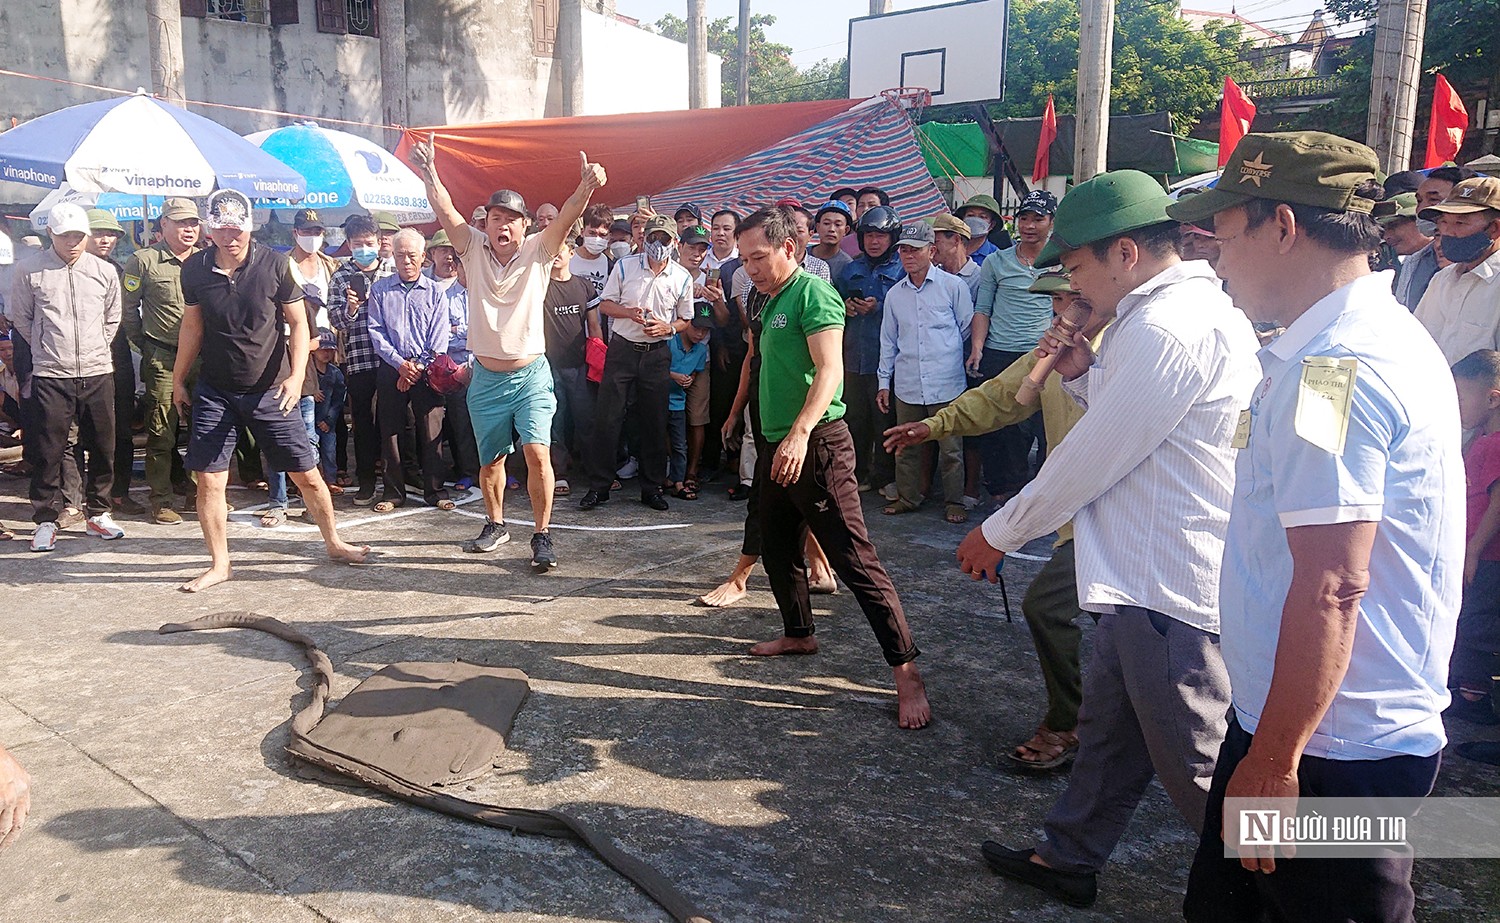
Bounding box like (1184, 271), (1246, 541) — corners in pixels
(397, 99), (865, 216)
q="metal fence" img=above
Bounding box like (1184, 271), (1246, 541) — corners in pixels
(207, 0), (269, 24)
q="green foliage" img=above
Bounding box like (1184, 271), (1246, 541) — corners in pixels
(653, 13), (849, 106)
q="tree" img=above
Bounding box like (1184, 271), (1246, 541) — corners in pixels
(653, 13), (849, 106)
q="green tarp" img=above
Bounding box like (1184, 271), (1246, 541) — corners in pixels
(918, 114), (1219, 179)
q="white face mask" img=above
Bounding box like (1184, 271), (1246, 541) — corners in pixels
(581, 235), (609, 255)
(294, 232), (324, 253)
(608, 241), (633, 261)
(964, 216), (991, 238)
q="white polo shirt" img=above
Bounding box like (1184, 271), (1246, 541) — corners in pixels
(1413, 246), (1500, 363)
(1220, 272), (1464, 760)
(600, 254), (694, 344)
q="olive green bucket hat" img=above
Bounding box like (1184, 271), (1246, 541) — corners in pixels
(1036, 170), (1173, 268)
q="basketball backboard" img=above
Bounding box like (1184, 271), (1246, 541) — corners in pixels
(848, 0), (1008, 107)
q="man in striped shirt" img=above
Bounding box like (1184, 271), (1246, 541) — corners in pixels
(328, 214), (394, 506)
(965, 171), (1261, 908)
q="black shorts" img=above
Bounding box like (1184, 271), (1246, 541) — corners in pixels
(186, 380), (318, 475)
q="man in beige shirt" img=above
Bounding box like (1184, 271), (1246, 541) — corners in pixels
(412, 138), (607, 573)
(1415, 177), (1500, 363)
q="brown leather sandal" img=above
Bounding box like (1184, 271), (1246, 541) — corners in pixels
(1004, 726), (1080, 771)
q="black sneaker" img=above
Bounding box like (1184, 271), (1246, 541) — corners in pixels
(579, 489), (610, 510)
(530, 531), (557, 572)
(980, 843), (1097, 909)
(641, 489), (669, 511)
(352, 484), (378, 507)
(463, 519), (510, 553)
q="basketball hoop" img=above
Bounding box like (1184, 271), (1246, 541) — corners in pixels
(882, 87), (933, 120)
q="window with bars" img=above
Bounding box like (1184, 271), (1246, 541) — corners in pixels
(312, 0), (378, 37)
(206, 0), (268, 23)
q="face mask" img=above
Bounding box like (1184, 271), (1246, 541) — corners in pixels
(581, 235), (608, 255)
(1415, 218), (1438, 238)
(294, 232), (324, 253)
(608, 241), (633, 261)
(645, 240), (673, 263)
(1440, 229), (1497, 264)
(964, 217), (991, 237)
(352, 245), (379, 267)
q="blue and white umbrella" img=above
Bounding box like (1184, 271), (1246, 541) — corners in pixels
(0, 90), (305, 200)
(28, 183), (165, 231)
(244, 122), (433, 222)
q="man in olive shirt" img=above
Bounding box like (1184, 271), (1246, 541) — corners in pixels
(738, 206), (930, 730)
(122, 196), (201, 523)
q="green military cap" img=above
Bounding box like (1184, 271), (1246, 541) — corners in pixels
(1028, 268), (1074, 294)
(957, 194), (1003, 222)
(1374, 192), (1419, 226)
(1036, 170), (1173, 268)
(372, 211), (401, 232)
(1166, 131), (1380, 227)
(160, 197), (199, 221)
(86, 208), (124, 234)
(427, 229), (453, 249)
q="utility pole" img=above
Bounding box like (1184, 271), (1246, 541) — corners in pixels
(737, 0), (751, 106)
(145, 0), (185, 104)
(870, 1), (893, 13)
(378, 0), (408, 148)
(558, 0), (585, 116)
(1366, 0), (1428, 173)
(1074, 0), (1114, 182)
(688, 0), (709, 109)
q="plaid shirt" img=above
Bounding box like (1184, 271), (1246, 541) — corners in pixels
(328, 258), (393, 375)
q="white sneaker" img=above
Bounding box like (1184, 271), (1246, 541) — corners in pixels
(30, 521), (58, 552)
(616, 456), (639, 479)
(86, 512), (125, 540)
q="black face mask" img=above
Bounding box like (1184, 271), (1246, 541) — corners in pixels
(1440, 229), (1497, 264)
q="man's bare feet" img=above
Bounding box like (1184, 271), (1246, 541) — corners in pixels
(749, 635), (819, 656)
(893, 662), (931, 729)
(696, 578), (748, 608)
(808, 569), (837, 595)
(328, 543), (371, 564)
(179, 566), (232, 593)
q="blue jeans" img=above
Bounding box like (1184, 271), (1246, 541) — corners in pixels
(268, 397), (318, 509)
(667, 408), (687, 484)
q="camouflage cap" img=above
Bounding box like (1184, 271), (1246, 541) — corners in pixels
(1166, 131), (1380, 226)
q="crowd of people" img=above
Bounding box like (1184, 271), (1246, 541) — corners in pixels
(2, 127), (1500, 921)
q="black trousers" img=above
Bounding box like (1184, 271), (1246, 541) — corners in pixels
(741, 398), (767, 556)
(27, 374), (115, 523)
(977, 347), (1043, 495)
(1183, 715), (1439, 923)
(442, 383), (480, 482)
(842, 371), (894, 487)
(346, 368), (380, 490)
(587, 339), (671, 493)
(757, 419), (918, 666)
(705, 344), (746, 471)
(376, 365), (447, 505)
(110, 334), (136, 499)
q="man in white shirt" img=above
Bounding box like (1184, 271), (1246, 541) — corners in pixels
(931, 213), (982, 300)
(968, 171), (1260, 909)
(580, 215), (694, 511)
(570, 204), (615, 311)
(1414, 176), (1500, 363)
(1171, 130), (1465, 923)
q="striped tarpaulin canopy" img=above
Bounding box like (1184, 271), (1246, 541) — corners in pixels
(655, 97), (947, 219)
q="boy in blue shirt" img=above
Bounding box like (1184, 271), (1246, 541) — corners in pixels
(667, 310), (712, 499)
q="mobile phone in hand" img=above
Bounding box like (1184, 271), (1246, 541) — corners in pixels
(707, 267), (720, 282)
(636, 195), (651, 213)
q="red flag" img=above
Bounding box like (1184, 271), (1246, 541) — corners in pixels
(1218, 77), (1257, 168)
(1033, 95), (1057, 183)
(1425, 74), (1469, 168)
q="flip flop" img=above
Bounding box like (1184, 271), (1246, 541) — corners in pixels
(945, 502), (969, 524)
(434, 498), (457, 511)
(554, 479), (571, 496)
(260, 508), (288, 528)
(373, 500), (404, 513)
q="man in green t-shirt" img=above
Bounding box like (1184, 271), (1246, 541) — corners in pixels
(736, 206), (930, 730)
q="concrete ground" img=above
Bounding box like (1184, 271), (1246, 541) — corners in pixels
(1, 472), (1497, 923)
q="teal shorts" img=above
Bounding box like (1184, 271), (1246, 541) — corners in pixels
(467, 356), (557, 464)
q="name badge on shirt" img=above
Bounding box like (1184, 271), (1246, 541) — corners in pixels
(1294, 356), (1358, 455)
(1231, 409), (1252, 449)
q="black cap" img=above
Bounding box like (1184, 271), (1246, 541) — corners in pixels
(1017, 189), (1058, 217)
(486, 189), (529, 218)
(691, 303), (716, 329)
(609, 218), (631, 235)
(292, 208), (324, 230)
(674, 203), (702, 221)
(679, 224), (710, 246)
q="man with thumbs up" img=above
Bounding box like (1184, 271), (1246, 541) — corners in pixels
(413, 138), (607, 572)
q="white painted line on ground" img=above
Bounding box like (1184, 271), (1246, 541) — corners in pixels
(257, 489), (486, 533)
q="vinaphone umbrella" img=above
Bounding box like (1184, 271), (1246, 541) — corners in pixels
(0, 89), (306, 200)
(28, 183), (165, 231)
(244, 121), (433, 222)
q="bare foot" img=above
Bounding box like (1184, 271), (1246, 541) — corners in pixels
(808, 569), (837, 594)
(697, 578), (748, 608)
(749, 635), (820, 656)
(179, 566), (232, 593)
(328, 543), (371, 564)
(893, 662), (931, 729)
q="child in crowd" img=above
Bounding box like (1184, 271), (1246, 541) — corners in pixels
(666, 311), (712, 500)
(1449, 349), (1500, 726)
(313, 345), (346, 495)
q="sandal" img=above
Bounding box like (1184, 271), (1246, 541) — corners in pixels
(554, 479), (571, 496)
(260, 508), (288, 528)
(945, 502), (968, 524)
(883, 498), (919, 515)
(1004, 726), (1080, 771)
(434, 498), (457, 511)
(671, 484), (699, 501)
(453, 477), (475, 492)
(373, 499), (404, 513)
(684, 476), (700, 494)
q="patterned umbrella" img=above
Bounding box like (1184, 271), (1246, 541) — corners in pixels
(244, 121), (433, 222)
